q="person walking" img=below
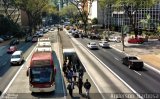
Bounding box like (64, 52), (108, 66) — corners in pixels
(77, 78), (83, 95)
(78, 67), (84, 79)
(67, 69), (73, 82)
(62, 62), (67, 77)
(67, 81), (74, 98)
(73, 69), (77, 83)
(84, 79), (91, 98)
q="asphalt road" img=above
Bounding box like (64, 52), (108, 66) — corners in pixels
(75, 37), (160, 99)
(0, 40), (34, 93)
(0, 30), (65, 99)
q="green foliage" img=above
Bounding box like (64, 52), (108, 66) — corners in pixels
(0, 15), (21, 35)
(91, 18), (98, 25)
(59, 4), (78, 18)
(11, 0), (52, 29)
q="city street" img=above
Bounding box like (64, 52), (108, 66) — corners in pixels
(0, 30), (65, 99)
(1, 0), (160, 99)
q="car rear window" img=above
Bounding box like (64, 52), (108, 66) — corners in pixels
(129, 57), (138, 60)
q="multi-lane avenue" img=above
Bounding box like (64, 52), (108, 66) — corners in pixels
(71, 34), (160, 98)
(0, 28), (160, 99)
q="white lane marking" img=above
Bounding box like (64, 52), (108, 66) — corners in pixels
(71, 37), (143, 99)
(114, 57), (119, 61)
(0, 45), (37, 99)
(133, 70), (141, 76)
(143, 62), (160, 75)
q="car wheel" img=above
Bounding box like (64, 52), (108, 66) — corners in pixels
(129, 65), (132, 69)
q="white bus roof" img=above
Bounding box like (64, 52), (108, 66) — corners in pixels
(38, 37), (50, 41)
(37, 41), (51, 47)
(63, 49), (75, 53)
(36, 47), (52, 52)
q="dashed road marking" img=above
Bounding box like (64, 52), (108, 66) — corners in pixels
(114, 57), (120, 61)
(133, 70), (141, 76)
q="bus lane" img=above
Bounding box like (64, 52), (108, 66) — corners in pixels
(1, 31), (65, 99)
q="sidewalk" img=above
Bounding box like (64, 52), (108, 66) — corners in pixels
(111, 40), (160, 71)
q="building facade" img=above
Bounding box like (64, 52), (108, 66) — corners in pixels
(104, 1), (160, 31)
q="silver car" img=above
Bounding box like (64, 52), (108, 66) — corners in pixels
(99, 41), (109, 48)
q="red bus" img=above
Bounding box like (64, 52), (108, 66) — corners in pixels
(27, 52), (56, 92)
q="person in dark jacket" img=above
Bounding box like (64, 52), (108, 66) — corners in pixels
(62, 62), (67, 77)
(78, 67), (84, 79)
(67, 81), (74, 98)
(78, 78), (83, 94)
(84, 79), (91, 98)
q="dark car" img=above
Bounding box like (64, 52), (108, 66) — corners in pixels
(73, 33), (79, 38)
(0, 35), (10, 41)
(10, 39), (19, 45)
(122, 56), (143, 70)
(25, 36), (32, 42)
(32, 37), (38, 43)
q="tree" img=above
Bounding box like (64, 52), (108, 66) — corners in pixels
(11, 0), (51, 34)
(115, 0), (159, 37)
(70, 0), (94, 34)
(99, 0), (115, 27)
(2, 0), (20, 24)
(91, 18), (98, 24)
(0, 14), (21, 36)
(59, 4), (78, 22)
(140, 14), (152, 36)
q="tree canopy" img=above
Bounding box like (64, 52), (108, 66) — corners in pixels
(70, 0), (94, 33)
(10, 0), (54, 33)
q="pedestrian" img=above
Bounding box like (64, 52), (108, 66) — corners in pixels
(67, 69), (73, 82)
(73, 69), (77, 83)
(77, 78), (83, 95)
(62, 62), (67, 77)
(78, 67), (84, 79)
(67, 81), (74, 98)
(84, 79), (91, 98)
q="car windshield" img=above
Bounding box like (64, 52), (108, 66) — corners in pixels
(30, 66), (53, 83)
(90, 42), (96, 45)
(12, 55), (20, 58)
(102, 41), (108, 43)
(129, 57), (138, 60)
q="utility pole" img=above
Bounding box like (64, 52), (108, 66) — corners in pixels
(121, 26), (125, 51)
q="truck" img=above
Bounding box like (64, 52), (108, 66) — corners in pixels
(122, 56), (144, 70)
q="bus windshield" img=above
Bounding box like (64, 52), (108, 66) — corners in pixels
(30, 66), (53, 83)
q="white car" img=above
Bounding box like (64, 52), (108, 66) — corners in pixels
(99, 41), (109, 48)
(87, 42), (98, 49)
(108, 36), (121, 42)
(10, 51), (24, 65)
(50, 28), (54, 31)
